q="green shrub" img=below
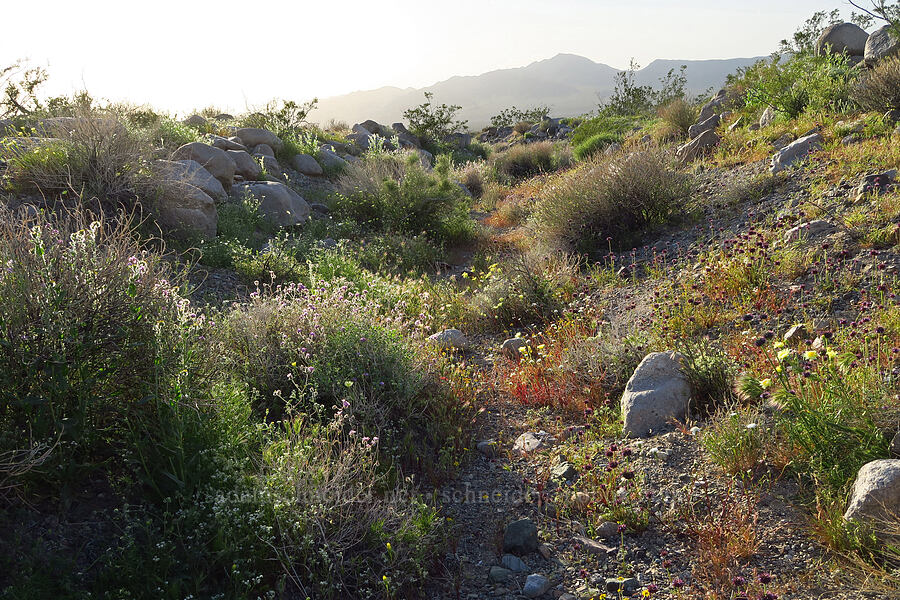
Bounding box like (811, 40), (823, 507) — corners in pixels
(702, 405), (767, 476)
(490, 105), (551, 128)
(490, 141), (569, 183)
(0, 210), (201, 487)
(534, 150), (693, 254)
(678, 339), (738, 416)
(573, 132), (621, 161)
(571, 113), (644, 147)
(333, 153), (475, 245)
(739, 52), (858, 118)
(402, 91), (467, 143)
(852, 56), (900, 112)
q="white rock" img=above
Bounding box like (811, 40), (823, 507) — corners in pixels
(153, 159), (227, 202)
(427, 329), (468, 350)
(621, 352), (691, 437)
(155, 183), (217, 239)
(865, 25), (900, 66)
(770, 133), (823, 174)
(844, 459), (900, 537)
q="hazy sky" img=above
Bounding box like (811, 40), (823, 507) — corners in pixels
(1, 0), (864, 115)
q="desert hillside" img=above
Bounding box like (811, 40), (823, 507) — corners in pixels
(2, 8), (900, 600)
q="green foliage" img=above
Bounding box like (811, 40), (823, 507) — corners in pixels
(402, 92), (468, 143)
(534, 150), (693, 254)
(778, 9), (842, 54)
(490, 105), (552, 128)
(333, 153), (475, 245)
(1, 61), (49, 118)
(601, 61), (688, 116)
(678, 339), (738, 416)
(570, 113), (645, 147)
(740, 52), (858, 118)
(658, 98), (699, 137)
(489, 141), (570, 184)
(239, 98), (319, 139)
(573, 132), (621, 161)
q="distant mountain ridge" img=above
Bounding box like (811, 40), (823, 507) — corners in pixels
(310, 53), (765, 129)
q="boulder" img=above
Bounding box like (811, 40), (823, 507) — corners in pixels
(392, 122), (420, 148)
(856, 169), (897, 200)
(772, 132), (796, 150)
(213, 113), (234, 121)
(171, 142), (235, 188)
(476, 440), (499, 457)
(351, 123), (373, 135)
(759, 106), (776, 128)
(291, 153), (323, 176)
(572, 535), (614, 556)
(513, 431), (556, 454)
(688, 113), (721, 139)
(770, 133), (823, 174)
(550, 461), (577, 481)
(183, 114), (207, 127)
(783, 324), (810, 345)
(783, 220), (835, 243)
(253, 143), (275, 157)
(359, 120), (386, 135)
(676, 129), (719, 164)
(621, 352), (691, 437)
(427, 328), (468, 350)
(227, 150), (262, 180)
(523, 574), (552, 598)
(234, 181), (310, 227)
(256, 154), (282, 179)
(155, 183), (217, 239)
(489, 567), (511, 583)
(817, 22), (868, 56)
(866, 25), (900, 65)
(844, 459), (900, 537)
(153, 159), (227, 202)
(501, 553), (528, 572)
(234, 127), (283, 152)
(500, 337), (529, 359)
(208, 134), (247, 152)
(318, 146), (349, 172)
(503, 519), (538, 555)
(445, 132), (472, 148)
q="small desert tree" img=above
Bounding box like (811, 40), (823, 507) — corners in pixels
(403, 92), (468, 142)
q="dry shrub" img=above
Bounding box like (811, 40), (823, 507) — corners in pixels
(458, 161), (485, 198)
(513, 120), (533, 134)
(534, 149), (693, 254)
(852, 56), (900, 112)
(3, 110), (147, 208)
(658, 98), (698, 137)
(334, 152), (412, 197)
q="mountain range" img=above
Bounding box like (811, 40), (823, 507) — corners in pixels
(309, 53), (765, 129)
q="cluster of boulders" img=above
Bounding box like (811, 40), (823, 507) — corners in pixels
(817, 21), (900, 66)
(153, 124), (329, 237)
(477, 118), (574, 147)
(676, 88), (740, 164)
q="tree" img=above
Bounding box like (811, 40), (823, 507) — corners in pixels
(848, 0), (900, 33)
(1, 60), (49, 118)
(778, 10), (842, 54)
(403, 92), (468, 142)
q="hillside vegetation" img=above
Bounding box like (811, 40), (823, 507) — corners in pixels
(2, 7), (900, 600)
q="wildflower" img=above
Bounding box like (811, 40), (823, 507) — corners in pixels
(758, 572), (773, 585)
(672, 577), (685, 588)
(760, 378), (772, 389)
(617, 523), (627, 533)
(773, 341), (785, 349)
(803, 350), (817, 360)
(776, 348), (792, 361)
(745, 423), (758, 430)
(732, 575), (747, 586)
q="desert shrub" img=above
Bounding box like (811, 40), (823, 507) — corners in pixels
(458, 161), (485, 198)
(513, 121), (533, 135)
(702, 405), (768, 476)
(491, 105), (551, 128)
(561, 329), (649, 399)
(572, 132), (621, 161)
(739, 52), (858, 118)
(658, 98), (698, 136)
(852, 56), (900, 112)
(279, 129), (321, 160)
(534, 150), (693, 254)
(0, 209), (200, 486)
(4, 114), (147, 206)
(238, 98), (318, 138)
(333, 153), (475, 245)
(571, 113), (644, 147)
(143, 116), (200, 149)
(467, 252), (576, 330)
(216, 280), (469, 474)
(490, 141), (569, 183)
(403, 91), (467, 142)
(678, 339), (738, 416)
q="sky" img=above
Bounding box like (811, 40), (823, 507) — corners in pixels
(0, 0), (866, 115)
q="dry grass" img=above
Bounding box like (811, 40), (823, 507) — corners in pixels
(852, 56), (900, 112)
(658, 98), (698, 137)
